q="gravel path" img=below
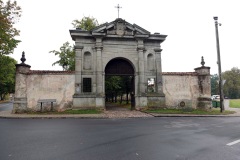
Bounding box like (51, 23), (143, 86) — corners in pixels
(104, 103), (153, 118)
(104, 110), (153, 118)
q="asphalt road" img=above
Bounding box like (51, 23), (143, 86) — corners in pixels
(0, 117), (240, 160)
(0, 102), (13, 111)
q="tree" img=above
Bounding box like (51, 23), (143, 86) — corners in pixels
(105, 76), (134, 104)
(0, 55), (17, 100)
(49, 42), (75, 71)
(72, 16), (98, 31)
(105, 76), (122, 102)
(0, 0), (22, 55)
(211, 74), (219, 95)
(222, 67), (240, 99)
(51, 16), (99, 70)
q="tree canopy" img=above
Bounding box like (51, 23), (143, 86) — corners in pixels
(0, 55), (17, 100)
(72, 16), (98, 31)
(212, 67), (240, 99)
(211, 74), (219, 95)
(51, 16), (99, 70)
(105, 76), (133, 104)
(0, 0), (21, 55)
(49, 42), (75, 71)
(222, 67), (240, 99)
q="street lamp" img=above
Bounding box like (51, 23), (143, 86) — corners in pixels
(213, 16), (224, 112)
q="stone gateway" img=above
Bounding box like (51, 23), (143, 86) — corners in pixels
(70, 18), (167, 110)
(13, 18), (211, 113)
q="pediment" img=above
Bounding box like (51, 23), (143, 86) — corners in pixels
(92, 18), (150, 36)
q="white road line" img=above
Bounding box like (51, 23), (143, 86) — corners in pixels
(227, 139), (240, 146)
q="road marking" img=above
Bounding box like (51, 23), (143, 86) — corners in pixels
(227, 139), (240, 146)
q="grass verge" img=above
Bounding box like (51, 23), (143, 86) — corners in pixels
(144, 108), (235, 115)
(0, 100), (10, 104)
(61, 109), (102, 114)
(229, 99), (240, 108)
(27, 109), (102, 115)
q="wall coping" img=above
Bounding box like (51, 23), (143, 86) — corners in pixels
(26, 70), (199, 76)
(27, 70), (75, 75)
(162, 72), (198, 76)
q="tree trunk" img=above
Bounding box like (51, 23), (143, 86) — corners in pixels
(111, 93), (114, 102)
(120, 94), (123, 104)
(114, 92), (117, 103)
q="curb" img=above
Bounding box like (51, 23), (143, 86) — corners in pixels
(0, 113), (108, 120)
(0, 112), (240, 119)
(0, 116), (109, 119)
(146, 112), (240, 117)
(0, 112), (153, 119)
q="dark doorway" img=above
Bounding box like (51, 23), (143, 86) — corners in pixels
(105, 58), (135, 110)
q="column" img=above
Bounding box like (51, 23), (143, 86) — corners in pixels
(74, 46), (83, 95)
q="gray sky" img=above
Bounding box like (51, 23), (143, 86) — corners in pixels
(11, 0), (240, 74)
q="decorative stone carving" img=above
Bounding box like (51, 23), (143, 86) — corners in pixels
(106, 19), (134, 36)
(20, 51), (26, 64)
(116, 21), (125, 36)
(201, 56), (205, 67)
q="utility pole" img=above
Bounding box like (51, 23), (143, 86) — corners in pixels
(213, 16), (224, 112)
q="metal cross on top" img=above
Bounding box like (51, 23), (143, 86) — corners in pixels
(115, 4), (122, 18)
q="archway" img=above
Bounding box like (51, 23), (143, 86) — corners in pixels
(105, 58), (135, 110)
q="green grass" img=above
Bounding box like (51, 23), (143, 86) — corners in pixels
(0, 100), (10, 104)
(27, 109), (102, 115)
(61, 109), (102, 114)
(145, 108), (235, 115)
(229, 99), (240, 108)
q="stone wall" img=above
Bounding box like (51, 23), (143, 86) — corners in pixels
(162, 67), (211, 109)
(13, 69), (74, 113)
(27, 71), (74, 110)
(13, 64), (211, 112)
(14, 71), (211, 112)
(162, 72), (199, 108)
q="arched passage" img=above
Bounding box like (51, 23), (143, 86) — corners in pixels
(105, 58), (135, 110)
(105, 58), (134, 76)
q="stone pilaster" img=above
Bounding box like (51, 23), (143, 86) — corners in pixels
(137, 39), (145, 95)
(13, 52), (31, 113)
(95, 38), (104, 96)
(194, 57), (211, 110)
(74, 46), (83, 95)
(154, 48), (164, 95)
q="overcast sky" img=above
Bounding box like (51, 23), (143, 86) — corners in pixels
(10, 0), (240, 74)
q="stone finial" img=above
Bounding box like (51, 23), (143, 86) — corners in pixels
(20, 51), (26, 64)
(201, 56), (205, 67)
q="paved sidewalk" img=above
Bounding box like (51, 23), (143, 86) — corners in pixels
(0, 100), (240, 119)
(1, 109), (240, 119)
(0, 110), (153, 119)
(224, 99), (240, 116)
(151, 99), (240, 117)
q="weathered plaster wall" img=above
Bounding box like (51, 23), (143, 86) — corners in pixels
(15, 72), (207, 110)
(162, 73), (200, 108)
(14, 71), (75, 112)
(14, 69), (210, 112)
(26, 71), (74, 111)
